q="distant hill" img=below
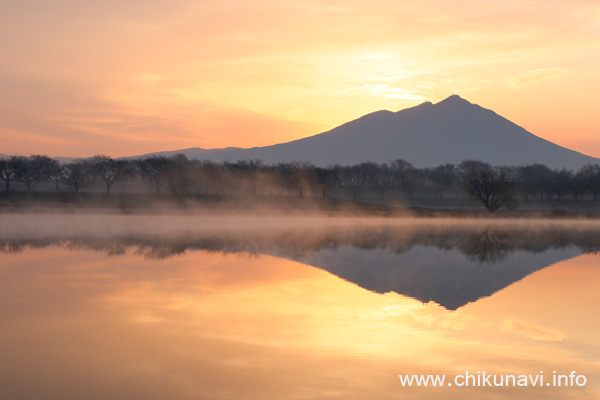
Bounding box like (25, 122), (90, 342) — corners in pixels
(126, 147), (244, 160)
(134, 95), (599, 169)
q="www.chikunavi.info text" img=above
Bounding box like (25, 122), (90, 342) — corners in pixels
(399, 371), (587, 387)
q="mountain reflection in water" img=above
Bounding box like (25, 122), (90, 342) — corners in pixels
(2, 219), (598, 310)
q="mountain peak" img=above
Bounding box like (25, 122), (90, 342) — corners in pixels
(435, 94), (472, 106)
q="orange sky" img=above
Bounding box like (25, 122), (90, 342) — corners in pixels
(1, 0), (599, 158)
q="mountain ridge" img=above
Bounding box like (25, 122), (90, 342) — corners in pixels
(126, 95), (597, 169)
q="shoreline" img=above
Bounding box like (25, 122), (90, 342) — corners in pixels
(1, 191), (599, 219)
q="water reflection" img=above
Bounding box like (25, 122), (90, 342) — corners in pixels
(0, 242), (598, 399)
(459, 227), (514, 263)
(1, 220), (599, 310)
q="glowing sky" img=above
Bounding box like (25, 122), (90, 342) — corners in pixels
(1, 0), (599, 158)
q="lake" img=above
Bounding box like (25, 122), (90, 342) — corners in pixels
(0, 213), (598, 399)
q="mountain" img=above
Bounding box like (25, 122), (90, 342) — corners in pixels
(125, 147), (243, 160)
(137, 95), (598, 169)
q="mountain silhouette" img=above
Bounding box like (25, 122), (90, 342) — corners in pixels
(137, 95), (599, 169)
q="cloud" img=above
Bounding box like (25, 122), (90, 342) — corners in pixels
(503, 318), (566, 342)
(506, 67), (568, 89)
(0, 71), (326, 157)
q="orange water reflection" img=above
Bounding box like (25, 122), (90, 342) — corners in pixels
(0, 248), (598, 399)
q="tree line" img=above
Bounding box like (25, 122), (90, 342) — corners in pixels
(1, 154), (600, 212)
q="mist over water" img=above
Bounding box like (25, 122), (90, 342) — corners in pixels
(2, 212), (600, 259)
(3, 211), (600, 238)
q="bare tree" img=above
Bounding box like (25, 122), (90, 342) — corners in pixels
(137, 156), (171, 194)
(293, 161), (319, 197)
(578, 164), (600, 200)
(356, 161), (380, 198)
(166, 154), (193, 196)
(316, 165), (342, 198)
(13, 156), (35, 191)
(339, 164), (364, 201)
(237, 159), (266, 195)
(48, 162), (65, 192)
(10, 155), (59, 192)
(273, 161), (318, 197)
(390, 159), (421, 200)
(0, 156), (20, 192)
(116, 160), (138, 193)
(47, 162), (64, 192)
(200, 161), (225, 195)
(62, 161), (92, 192)
(373, 163), (393, 200)
(91, 155), (128, 193)
(274, 162), (301, 196)
(550, 168), (572, 201)
(458, 160), (515, 213)
(426, 164), (456, 200)
(515, 164), (553, 201)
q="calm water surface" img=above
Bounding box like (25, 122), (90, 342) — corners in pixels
(0, 214), (599, 399)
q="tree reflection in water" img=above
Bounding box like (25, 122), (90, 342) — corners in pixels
(459, 227), (514, 263)
(1, 224), (599, 262)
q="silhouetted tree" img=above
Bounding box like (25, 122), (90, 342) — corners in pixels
(166, 154), (194, 196)
(458, 160), (515, 213)
(578, 164), (600, 200)
(569, 170), (585, 201)
(224, 160), (267, 195)
(0, 156), (20, 192)
(550, 168), (572, 201)
(244, 159), (266, 195)
(426, 164), (456, 200)
(373, 163), (393, 199)
(356, 161), (380, 197)
(12, 155), (56, 192)
(273, 162), (297, 196)
(515, 164), (553, 201)
(339, 164), (365, 200)
(13, 156), (35, 191)
(91, 155), (129, 193)
(316, 165), (342, 198)
(200, 161), (225, 195)
(46, 159), (64, 192)
(499, 166), (518, 209)
(390, 159), (421, 200)
(116, 160), (138, 193)
(137, 156), (171, 194)
(62, 160), (92, 192)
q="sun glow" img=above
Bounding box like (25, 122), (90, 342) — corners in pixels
(1, 0), (599, 157)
